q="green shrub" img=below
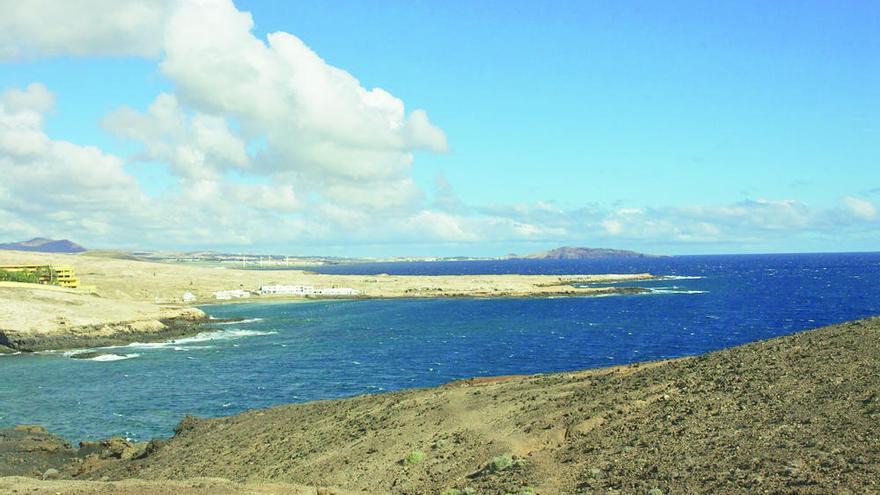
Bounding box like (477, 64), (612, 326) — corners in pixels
(0, 269), (39, 284)
(490, 455), (513, 472)
(488, 454), (523, 473)
(440, 489), (476, 495)
(404, 450), (425, 465)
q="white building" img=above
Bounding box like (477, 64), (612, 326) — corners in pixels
(258, 284), (314, 295)
(213, 289), (251, 300)
(182, 292), (197, 303)
(313, 287), (360, 296)
(257, 284), (359, 297)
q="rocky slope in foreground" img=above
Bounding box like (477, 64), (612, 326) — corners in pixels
(2, 318), (879, 494)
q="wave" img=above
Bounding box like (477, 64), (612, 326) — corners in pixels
(209, 317), (264, 325)
(655, 275), (705, 281)
(91, 353), (140, 362)
(174, 329), (277, 344)
(61, 328), (278, 354)
(648, 289), (708, 295)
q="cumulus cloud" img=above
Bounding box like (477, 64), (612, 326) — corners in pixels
(157, 0), (447, 205)
(0, 0), (173, 60)
(103, 93), (250, 180)
(1, 82), (55, 113)
(841, 196), (877, 220)
(0, 85), (150, 239)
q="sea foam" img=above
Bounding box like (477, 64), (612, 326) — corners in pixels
(88, 353), (140, 362)
(209, 317), (264, 325)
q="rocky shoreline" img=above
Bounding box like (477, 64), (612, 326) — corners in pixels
(0, 310), (208, 353)
(0, 287), (650, 354)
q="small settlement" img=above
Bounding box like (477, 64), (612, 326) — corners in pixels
(212, 284), (359, 301)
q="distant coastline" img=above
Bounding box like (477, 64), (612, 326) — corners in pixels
(0, 249), (655, 353)
(509, 246), (655, 260)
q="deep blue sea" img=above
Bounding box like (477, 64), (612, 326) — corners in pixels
(1, 253), (879, 443)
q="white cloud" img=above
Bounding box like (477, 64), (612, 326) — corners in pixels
(0, 85), (151, 239)
(0, 0), (173, 60)
(103, 93), (250, 180)
(841, 196), (877, 220)
(1, 82), (55, 113)
(157, 0), (447, 205)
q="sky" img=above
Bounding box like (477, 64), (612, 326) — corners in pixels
(0, 0), (877, 257)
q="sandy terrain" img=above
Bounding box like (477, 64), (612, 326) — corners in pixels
(2, 317), (877, 494)
(0, 282), (202, 337)
(0, 250), (651, 303)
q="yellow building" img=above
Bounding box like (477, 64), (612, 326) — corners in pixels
(0, 264), (81, 288)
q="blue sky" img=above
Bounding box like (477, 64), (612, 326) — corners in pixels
(0, 0), (877, 256)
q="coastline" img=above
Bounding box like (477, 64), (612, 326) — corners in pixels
(0, 287), (650, 353)
(0, 249), (655, 352)
(0, 312), (208, 353)
(1, 316), (878, 494)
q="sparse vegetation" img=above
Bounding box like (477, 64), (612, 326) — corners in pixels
(487, 454), (523, 473)
(404, 450), (425, 465)
(503, 488), (536, 495)
(440, 488), (476, 495)
(0, 269), (39, 284)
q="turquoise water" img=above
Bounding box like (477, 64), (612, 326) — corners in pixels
(1, 253), (879, 442)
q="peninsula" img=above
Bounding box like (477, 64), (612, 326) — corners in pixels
(0, 250), (652, 352)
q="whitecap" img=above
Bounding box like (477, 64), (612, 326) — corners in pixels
(210, 317), (264, 326)
(89, 353), (140, 362)
(121, 329), (278, 350)
(174, 329), (278, 344)
(648, 289), (708, 295)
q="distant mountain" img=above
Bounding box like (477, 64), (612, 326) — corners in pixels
(515, 246), (651, 260)
(0, 237), (86, 253)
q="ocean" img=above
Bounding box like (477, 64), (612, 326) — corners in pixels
(1, 252), (879, 442)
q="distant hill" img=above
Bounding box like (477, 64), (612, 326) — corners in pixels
(0, 237), (86, 254)
(516, 246), (651, 260)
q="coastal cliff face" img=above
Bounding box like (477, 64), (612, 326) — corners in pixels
(0, 282), (206, 352)
(0, 311), (207, 352)
(2, 317), (878, 494)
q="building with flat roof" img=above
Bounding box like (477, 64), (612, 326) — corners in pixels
(0, 264), (80, 288)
